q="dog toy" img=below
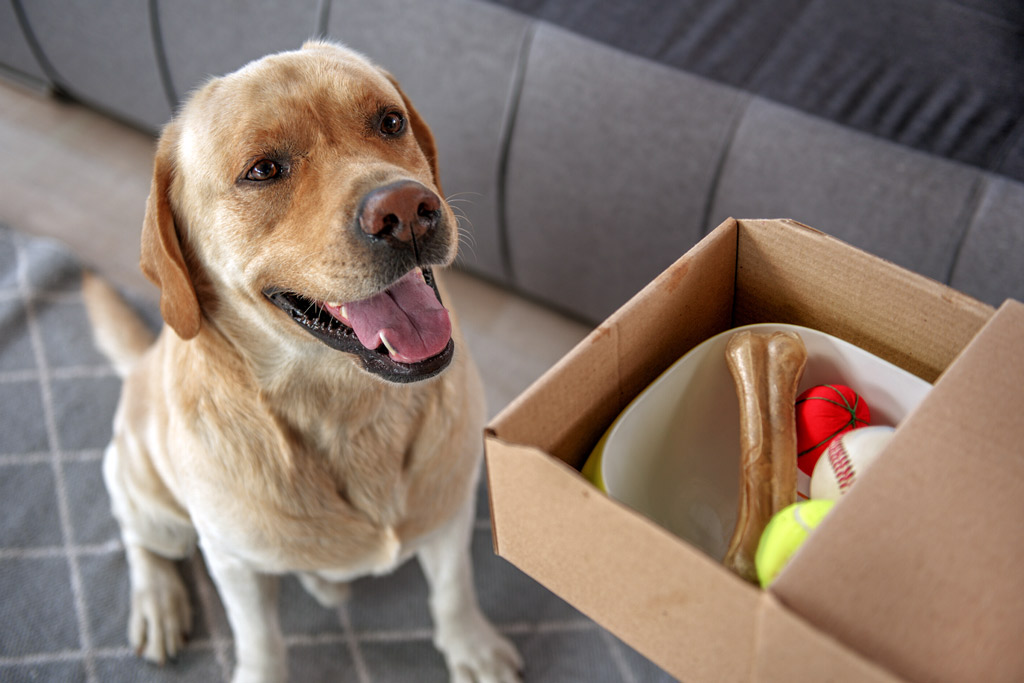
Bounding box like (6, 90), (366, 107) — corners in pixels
(722, 330), (807, 583)
(755, 499), (835, 587)
(810, 425), (895, 500)
(795, 384), (870, 476)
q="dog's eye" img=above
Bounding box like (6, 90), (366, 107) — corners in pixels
(379, 111), (405, 137)
(246, 159), (279, 181)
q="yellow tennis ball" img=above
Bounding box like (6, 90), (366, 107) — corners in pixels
(755, 500), (836, 587)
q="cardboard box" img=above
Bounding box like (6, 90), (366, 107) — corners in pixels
(485, 218), (1024, 682)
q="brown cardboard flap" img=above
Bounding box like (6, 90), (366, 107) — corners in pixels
(489, 218), (738, 467)
(753, 596), (903, 682)
(733, 219), (993, 382)
(773, 301), (1024, 683)
(485, 436), (762, 682)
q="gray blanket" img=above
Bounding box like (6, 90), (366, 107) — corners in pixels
(0, 225), (673, 682)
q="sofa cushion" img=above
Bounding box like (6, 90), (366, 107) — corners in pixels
(710, 98), (982, 284)
(504, 23), (748, 322)
(20, 0), (172, 131)
(950, 176), (1024, 306)
(160, 0), (323, 105)
(0, 2), (49, 87)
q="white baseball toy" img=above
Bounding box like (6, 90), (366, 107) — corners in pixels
(810, 426), (895, 500)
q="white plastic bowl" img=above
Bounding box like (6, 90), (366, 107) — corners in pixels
(585, 323), (932, 561)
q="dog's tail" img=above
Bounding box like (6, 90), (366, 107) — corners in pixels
(81, 272), (156, 378)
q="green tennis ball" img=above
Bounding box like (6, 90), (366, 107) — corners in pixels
(755, 500), (836, 588)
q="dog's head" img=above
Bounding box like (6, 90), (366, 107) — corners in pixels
(141, 41), (459, 383)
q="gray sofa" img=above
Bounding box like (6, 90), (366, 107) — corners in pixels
(3, 0), (1022, 323)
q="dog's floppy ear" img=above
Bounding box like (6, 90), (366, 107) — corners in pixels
(140, 122), (201, 340)
(385, 73), (444, 196)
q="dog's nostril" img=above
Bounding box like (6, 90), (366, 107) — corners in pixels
(417, 203), (439, 222)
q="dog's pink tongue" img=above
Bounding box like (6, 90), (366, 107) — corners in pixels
(342, 271), (451, 364)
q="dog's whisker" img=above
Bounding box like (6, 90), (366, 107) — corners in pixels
(455, 231), (480, 264)
(303, 300), (320, 318)
(452, 212), (474, 233)
(455, 246), (478, 266)
(457, 228), (477, 248)
(454, 216), (478, 250)
(458, 215), (476, 236)
(458, 231), (478, 251)
(445, 191), (482, 202)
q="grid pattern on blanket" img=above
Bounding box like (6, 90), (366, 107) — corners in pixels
(0, 225), (676, 682)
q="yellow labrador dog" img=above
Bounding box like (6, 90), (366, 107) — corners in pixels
(83, 41), (522, 683)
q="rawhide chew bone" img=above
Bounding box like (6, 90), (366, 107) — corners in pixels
(722, 330), (807, 583)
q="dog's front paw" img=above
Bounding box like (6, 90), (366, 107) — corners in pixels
(128, 558), (192, 665)
(435, 613), (523, 683)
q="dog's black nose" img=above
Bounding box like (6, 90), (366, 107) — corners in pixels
(359, 181), (441, 245)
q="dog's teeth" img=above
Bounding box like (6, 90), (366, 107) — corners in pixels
(379, 332), (397, 357)
(340, 306), (349, 321)
(326, 301), (341, 309)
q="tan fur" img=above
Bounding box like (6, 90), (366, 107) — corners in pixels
(85, 41), (520, 683)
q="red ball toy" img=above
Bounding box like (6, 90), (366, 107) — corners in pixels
(795, 384), (870, 475)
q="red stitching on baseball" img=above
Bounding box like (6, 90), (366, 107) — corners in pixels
(828, 438), (856, 491)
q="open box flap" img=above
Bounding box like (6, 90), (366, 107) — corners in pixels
(773, 300), (1024, 683)
(485, 436), (762, 681)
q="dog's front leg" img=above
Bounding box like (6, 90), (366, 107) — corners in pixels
(124, 544), (192, 664)
(417, 499), (523, 683)
(202, 545), (286, 683)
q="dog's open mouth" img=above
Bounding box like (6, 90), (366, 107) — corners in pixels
(264, 268), (454, 383)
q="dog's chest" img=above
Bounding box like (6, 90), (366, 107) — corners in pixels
(315, 420), (414, 526)
(287, 384), (442, 522)
(185, 369), (468, 573)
